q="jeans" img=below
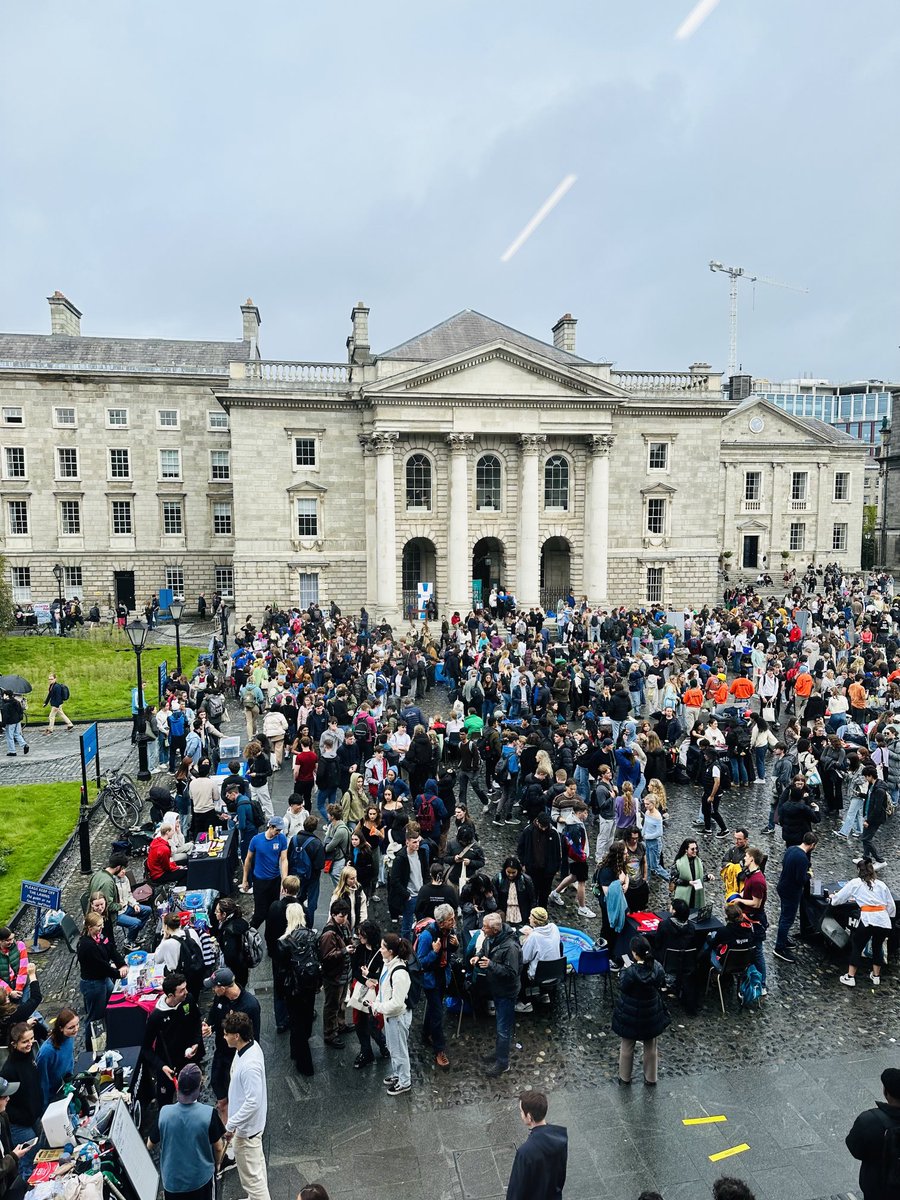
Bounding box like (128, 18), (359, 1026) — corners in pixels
(384, 1009), (412, 1086)
(4, 724), (25, 754)
(303, 876), (321, 930)
(80, 977), (113, 1048)
(458, 770), (489, 806)
(316, 786), (338, 818)
(400, 894), (417, 941)
(839, 793), (865, 837)
(116, 905), (151, 944)
(645, 837), (669, 880)
(493, 996), (515, 1068)
(574, 766), (590, 804)
(754, 747), (767, 780)
(775, 890), (801, 951)
(729, 755), (748, 785)
(273, 980), (289, 1030)
(861, 825), (882, 863)
(250, 783), (272, 821)
(422, 985), (446, 1053)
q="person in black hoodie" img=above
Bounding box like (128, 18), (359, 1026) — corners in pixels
(506, 1089), (568, 1200)
(611, 935), (670, 1086)
(141, 972), (203, 1111)
(516, 813), (562, 908)
(777, 775), (821, 847)
(77, 913), (126, 1050)
(1, 1024), (43, 1179)
(846, 1066), (900, 1200)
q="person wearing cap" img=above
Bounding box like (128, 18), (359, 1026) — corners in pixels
(241, 816), (288, 929)
(201, 968), (261, 1124)
(0, 1077), (29, 1200)
(519, 907), (561, 998)
(846, 1067), (900, 1199)
(150, 1064), (225, 1200)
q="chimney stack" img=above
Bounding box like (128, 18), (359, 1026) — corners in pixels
(48, 291), (82, 336)
(347, 301), (372, 365)
(552, 313), (577, 354)
(241, 299), (261, 354)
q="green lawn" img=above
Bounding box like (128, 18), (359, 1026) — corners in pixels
(0, 636), (201, 724)
(0, 781), (95, 923)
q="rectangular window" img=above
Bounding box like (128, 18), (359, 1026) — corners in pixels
(744, 471), (761, 501)
(7, 501), (28, 535)
(162, 501), (183, 535)
(57, 447), (79, 478)
(834, 471), (850, 501)
(646, 497), (666, 534)
(4, 447), (25, 478)
(60, 499), (81, 535)
(210, 450), (230, 480)
(214, 566), (234, 597)
(789, 521), (806, 551)
(299, 572), (319, 608)
(54, 407), (76, 426)
(296, 498), (318, 537)
(646, 567), (663, 605)
(11, 566), (31, 602)
(157, 409), (180, 429)
(64, 566), (83, 591)
(2, 408), (23, 425)
(107, 408), (128, 427)
(294, 437), (317, 468)
(647, 442), (669, 471)
(833, 522), (848, 552)
(111, 500), (132, 535)
(159, 449), (181, 480)
(165, 567), (184, 596)
(790, 471), (807, 501)
(109, 448), (131, 478)
(208, 410), (229, 431)
(212, 502), (233, 535)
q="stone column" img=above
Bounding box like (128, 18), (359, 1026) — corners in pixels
(584, 434), (615, 603)
(446, 434), (473, 615)
(770, 462), (784, 561)
(372, 432), (399, 615)
(517, 434), (546, 608)
(722, 462), (738, 559)
(815, 460), (831, 557)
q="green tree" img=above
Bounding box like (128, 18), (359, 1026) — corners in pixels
(0, 556), (13, 630)
(861, 504), (877, 569)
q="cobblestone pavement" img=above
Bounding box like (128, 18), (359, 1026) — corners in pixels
(9, 685), (895, 1198)
(0, 721), (136, 784)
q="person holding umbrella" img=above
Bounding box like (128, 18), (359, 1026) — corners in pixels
(0, 689), (28, 758)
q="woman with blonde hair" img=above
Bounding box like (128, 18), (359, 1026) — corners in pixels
(244, 738), (274, 821)
(646, 777), (668, 819)
(333, 865), (368, 933)
(535, 749), (553, 779)
(274, 903), (318, 1075)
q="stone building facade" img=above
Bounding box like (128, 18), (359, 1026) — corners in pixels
(0, 295), (866, 619)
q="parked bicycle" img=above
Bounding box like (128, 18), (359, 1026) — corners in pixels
(97, 766), (143, 830)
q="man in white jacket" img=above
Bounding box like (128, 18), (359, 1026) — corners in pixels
(223, 1011), (270, 1200)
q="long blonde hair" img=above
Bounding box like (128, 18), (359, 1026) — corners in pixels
(647, 778), (668, 811)
(535, 750), (553, 777)
(333, 865), (359, 901)
(279, 903), (307, 939)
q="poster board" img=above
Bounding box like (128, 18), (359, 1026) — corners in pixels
(107, 1098), (159, 1200)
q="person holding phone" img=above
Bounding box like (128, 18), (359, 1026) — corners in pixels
(1, 1025), (43, 1180)
(0, 1077), (31, 1200)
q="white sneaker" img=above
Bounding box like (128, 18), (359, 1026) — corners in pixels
(870, 973), (881, 985)
(577, 905), (597, 919)
(515, 1001), (533, 1013)
(839, 973), (856, 987)
(548, 891), (565, 907)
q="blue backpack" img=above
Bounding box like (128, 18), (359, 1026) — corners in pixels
(738, 964), (763, 1008)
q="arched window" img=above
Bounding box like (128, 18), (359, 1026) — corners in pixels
(544, 454), (569, 510)
(405, 453), (432, 510)
(476, 454), (502, 511)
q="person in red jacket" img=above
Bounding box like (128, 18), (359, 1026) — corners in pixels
(147, 824), (188, 885)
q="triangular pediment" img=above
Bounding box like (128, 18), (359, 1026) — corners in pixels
(723, 397), (862, 449)
(364, 341), (627, 402)
(286, 479), (328, 495)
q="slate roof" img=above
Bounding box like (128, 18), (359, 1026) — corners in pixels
(0, 333), (251, 375)
(731, 398), (861, 445)
(379, 309), (590, 366)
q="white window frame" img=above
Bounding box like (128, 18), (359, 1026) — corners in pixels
(59, 499), (81, 535)
(296, 497), (319, 538)
(165, 566), (185, 598)
(7, 500), (28, 536)
(162, 500), (184, 535)
(53, 406), (77, 428)
(159, 448), (182, 481)
(56, 446), (79, 480)
(832, 522), (848, 552)
(2, 407), (23, 426)
(210, 450), (231, 481)
(404, 453), (433, 512)
(293, 436), (318, 470)
(744, 470), (762, 501)
(833, 471), (851, 502)
(212, 501), (233, 535)
(647, 441), (670, 472)
(207, 410), (229, 431)
(11, 566), (31, 602)
(646, 496), (667, 535)
(790, 471), (808, 501)
(157, 409), (180, 430)
(298, 571), (319, 608)
(106, 408), (129, 428)
(109, 448), (131, 480)
(111, 499), (133, 536)
(543, 453), (570, 512)
(476, 454), (503, 512)
(646, 566), (664, 605)
(3, 446), (26, 479)
(214, 566), (234, 598)
(789, 521), (806, 552)
(64, 565), (83, 592)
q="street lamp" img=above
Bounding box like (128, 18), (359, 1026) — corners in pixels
(52, 563), (65, 637)
(124, 620), (151, 781)
(169, 598), (185, 676)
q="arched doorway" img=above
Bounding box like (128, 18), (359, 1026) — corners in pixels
(540, 536), (571, 611)
(471, 538), (505, 609)
(401, 537), (437, 620)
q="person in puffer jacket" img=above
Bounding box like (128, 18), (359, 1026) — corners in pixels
(521, 908), (561, 979)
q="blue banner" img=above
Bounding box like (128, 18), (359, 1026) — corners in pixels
(158, 660), (168, 701)
(81, 722), (99, 769)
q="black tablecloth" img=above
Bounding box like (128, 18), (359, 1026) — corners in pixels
(187, 826), (237, 896)
(104, 1000), (152, 1051)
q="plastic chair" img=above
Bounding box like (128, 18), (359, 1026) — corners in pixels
(532, 956), (571, 1018)
(58, 914), (82, 983)
(705, 946), (754, 1014)
(570, 947), (613, 1011)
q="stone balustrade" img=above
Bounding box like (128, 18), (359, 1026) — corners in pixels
(611, 370), (714, 395)
(234, 360), (351, 389)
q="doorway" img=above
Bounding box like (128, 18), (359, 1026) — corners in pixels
(114, 571), (136, 612)
(742, 535), (759, 571)
(471, 538), (505, 602)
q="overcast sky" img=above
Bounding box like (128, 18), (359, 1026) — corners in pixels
(2, 1), (898, 381)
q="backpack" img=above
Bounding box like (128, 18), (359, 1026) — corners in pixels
(563, 823), (587, 863)
(707, 757), (732, 792)
(738, 963), (763, 1008)
(289, 833), (315, 882)
(204, 692), (226, 720)
(241, 924), (265, 968)
(289, 929), (323, 992)
(397, 938), (426, 1009)
(59, 684), (70, 703)
(353, 714), (371, 743)
(493, 756), (510, 783)
(175, 932), (206, 982)
(881, 1121), (900, 1189)
(416, 794), (438, 836)
(247, 797), (265, 831)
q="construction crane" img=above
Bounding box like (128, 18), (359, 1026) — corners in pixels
(709, 260), (808, 376)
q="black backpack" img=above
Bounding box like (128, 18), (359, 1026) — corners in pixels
(395, 958), (424, 1009)
(289, 929), (323, 992)
(175, 933), (206, 983)
(353, 714), (371, 743)
(881, 1119), (900, 1189)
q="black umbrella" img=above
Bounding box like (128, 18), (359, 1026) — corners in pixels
(0, 674), (32, 695)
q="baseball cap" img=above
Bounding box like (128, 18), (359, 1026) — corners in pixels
(204, 966), (236, 990)
(268, 816), (285, 830)
(176, 1063), (202, 1102)
(0, 1079), (20, 1098)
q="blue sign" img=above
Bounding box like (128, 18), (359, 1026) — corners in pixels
(158, 588), (173, 620)
(80, 723), (99, 769)
(158, 659), (168, 701)
(20, 881), (62, 911)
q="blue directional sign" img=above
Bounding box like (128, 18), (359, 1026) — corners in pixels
(20, 881), (62, 911)
(81, 722), (98, 769)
